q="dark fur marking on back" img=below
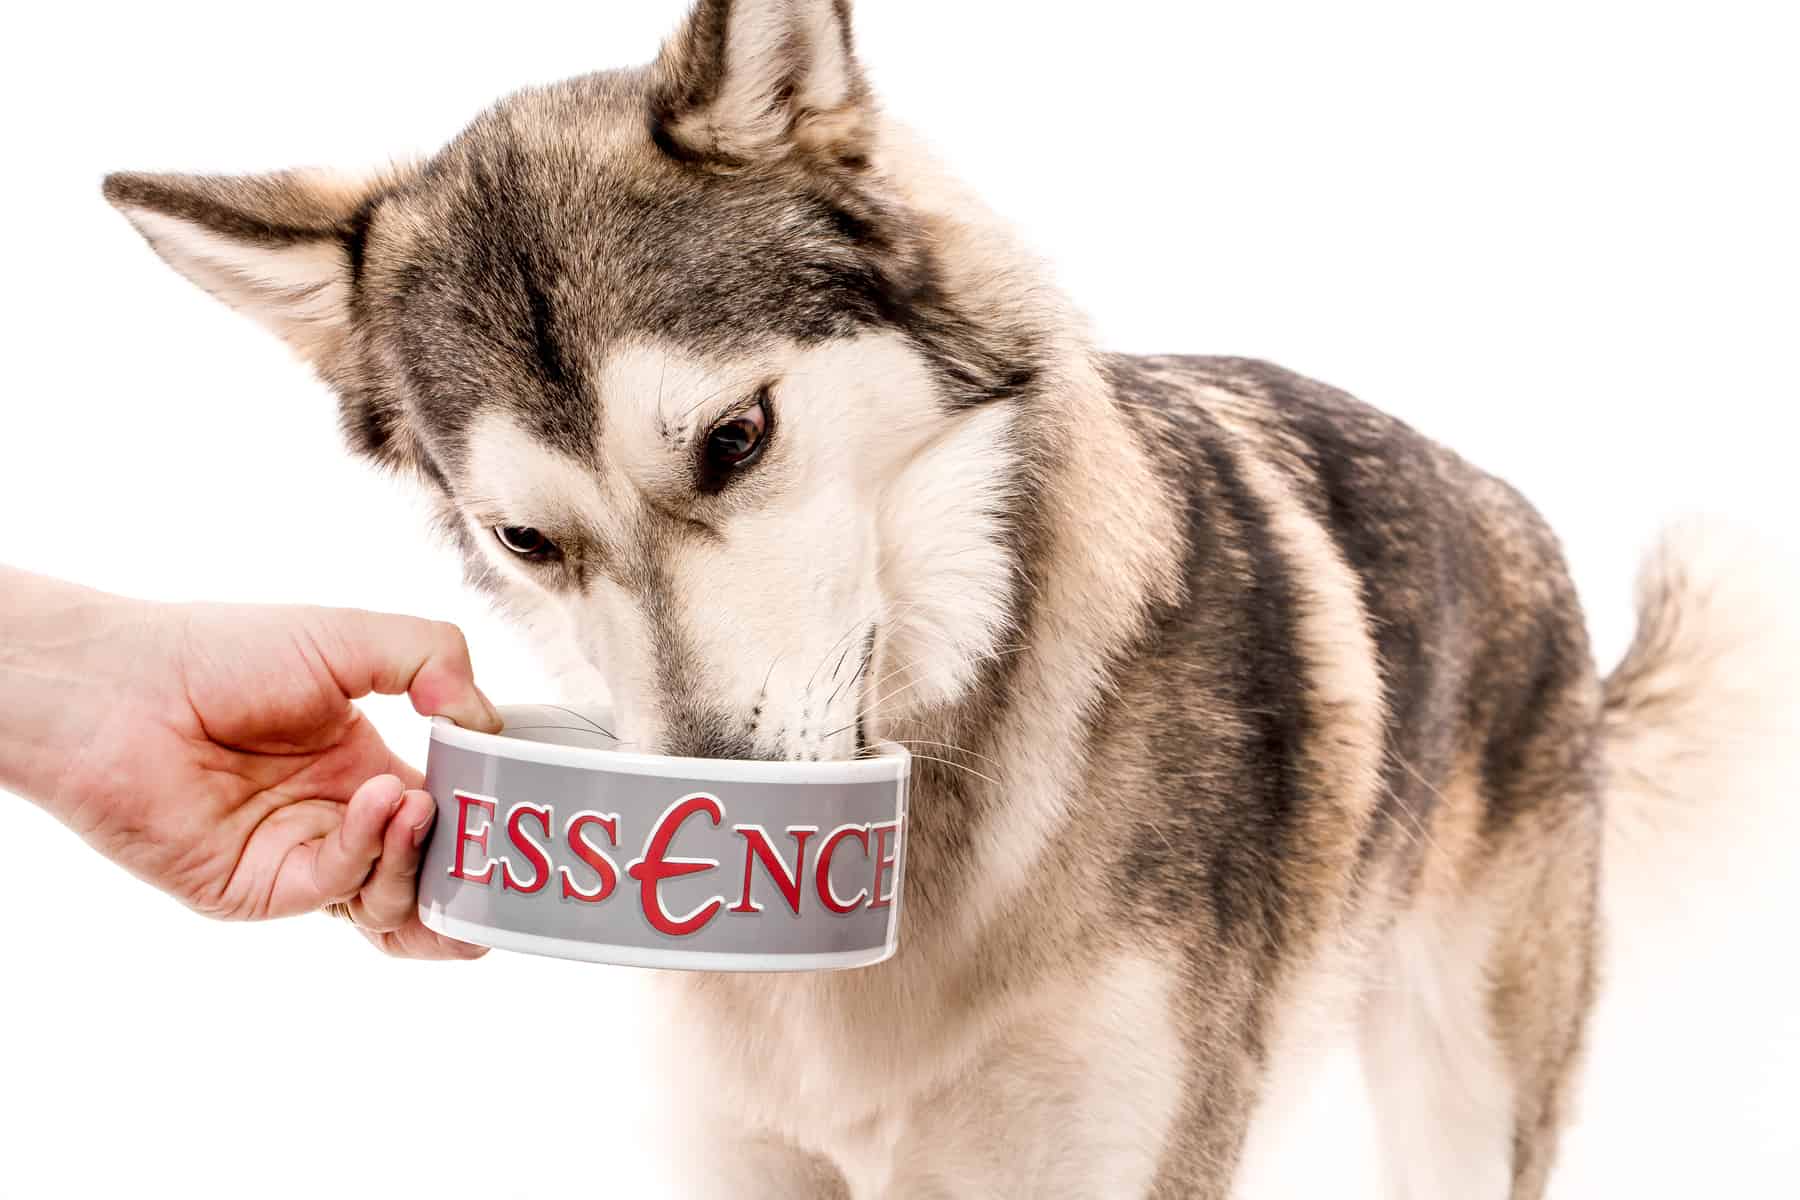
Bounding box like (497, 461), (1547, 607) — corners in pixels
(1182, 421), (1314, 956)
(1100, 359), (1314, 965)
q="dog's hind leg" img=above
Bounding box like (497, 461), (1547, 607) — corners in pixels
(1483, 804), (1602, 1199)
(1359, 775), (1602, 1200)
(1359, 895), (1517, 1200)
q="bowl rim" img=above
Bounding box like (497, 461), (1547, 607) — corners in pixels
(418, 907), (898, 972)
(429, 710), (910, 785)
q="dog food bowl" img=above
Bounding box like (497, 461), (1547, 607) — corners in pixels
(417, 705), (910, 971)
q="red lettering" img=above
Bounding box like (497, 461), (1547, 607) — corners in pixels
(729, 825), (816, 915)
(448, 792), (497, 885)
(815, 824), (872, 915)
(501, 802), (553, 894)
(626, 793), (726, 937)
(560, 811), (621, 903)
(869, 820), (901, 910)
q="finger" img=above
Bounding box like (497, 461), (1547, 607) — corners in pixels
(270, 774), (403, 917)
(362, 918), (489, 961)
(306, 609), (503, 733)
(349, 788), (435, 932)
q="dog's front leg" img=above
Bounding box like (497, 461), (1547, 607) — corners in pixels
(668, 1130), (851, 1200)
(879, 951), (1199, 1200)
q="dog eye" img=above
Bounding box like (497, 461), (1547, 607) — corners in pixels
(700, 395), (769, 485)
(494, 525), (557, 561)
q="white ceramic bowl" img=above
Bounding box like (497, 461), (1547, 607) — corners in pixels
(417, 705), (911, 971)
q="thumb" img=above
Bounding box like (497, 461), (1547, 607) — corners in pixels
(304, 608), (503, 733)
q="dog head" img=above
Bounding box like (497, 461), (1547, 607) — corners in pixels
(106, 0), (1053, 760)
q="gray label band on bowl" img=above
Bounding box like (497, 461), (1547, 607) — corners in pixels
(417, 707), (910, 971)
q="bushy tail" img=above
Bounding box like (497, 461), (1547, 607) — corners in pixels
(1601, 518), (1800, 929)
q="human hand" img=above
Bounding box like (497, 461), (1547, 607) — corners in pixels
(0, 569), (502, 959)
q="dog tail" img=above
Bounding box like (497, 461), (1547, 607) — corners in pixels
(1599, 517), (1800, 929)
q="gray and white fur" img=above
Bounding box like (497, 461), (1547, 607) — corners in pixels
(102, 2), (1800, 1196)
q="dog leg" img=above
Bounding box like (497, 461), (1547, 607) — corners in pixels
(1483, 809), (1602, 1199)
(1360, 785), (1601, 1200)
(669, 1131), (850, 1200)
(881, 951), (1190, 1200)
(1359, 899), (1517, 1200)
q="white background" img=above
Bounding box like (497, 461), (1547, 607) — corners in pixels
(2, 1), (1796, 1195)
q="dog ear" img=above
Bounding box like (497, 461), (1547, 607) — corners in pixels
(102, 167), (418, 468)
(649, 0), (871, 170)
(101, 168), (392, 363)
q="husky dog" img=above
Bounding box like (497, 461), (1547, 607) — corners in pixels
(103, 2), (1798, 1196)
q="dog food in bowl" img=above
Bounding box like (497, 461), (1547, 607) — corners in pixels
(417, 705), (910, 971)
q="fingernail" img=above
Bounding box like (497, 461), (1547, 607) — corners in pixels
(408, 793), (436, 846)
